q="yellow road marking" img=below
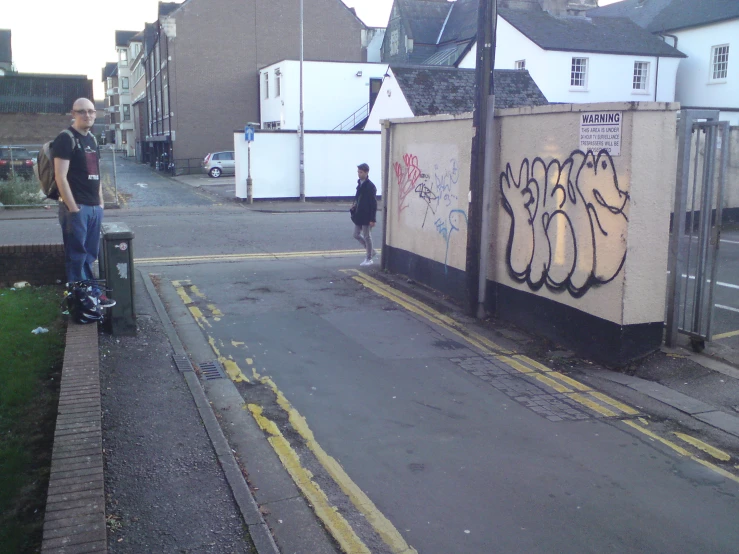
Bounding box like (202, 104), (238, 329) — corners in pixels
(497, 355), (534, 374)
(176, 286), (193, 305)
(248, 404), (371, 554)
(672, 433), (731, 462)
(349, 271), (511, 355)
(588, 391), (640, 416)
(514, 355), (552, 373)
(256, 375), (418, 554)
(189, 285), (206, 299)
(188, 306), (211, 328)
(208, 304), (223, 320)
(568, 393), (618, 417)
(137, 249), (367, 265)
(549, 371), (591, 392)
(172, 279), (191, 287)
(534, 374), (572, 394)
(232, 341), (245, 347)
(174, 278), (414, 553)
(713, 329), (739, 340)
(638, 418), (650, 426)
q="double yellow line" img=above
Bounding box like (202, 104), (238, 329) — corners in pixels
(346, 270), (739, 485)
(138, 249), (367, 266)
(170, 277), (417, 554)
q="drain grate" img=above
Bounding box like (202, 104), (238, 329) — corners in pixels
(172, 354), (194, 373)
(198, 360), (227, 381)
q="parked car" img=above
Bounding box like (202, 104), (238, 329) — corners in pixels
(0, 146), (35, 179)
(202, 151), (235, 178)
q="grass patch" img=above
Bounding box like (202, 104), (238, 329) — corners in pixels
(0, 286), (65, 553)
(0, 175), (52, 207)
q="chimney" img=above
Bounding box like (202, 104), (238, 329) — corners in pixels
(539, 0), (597, 17)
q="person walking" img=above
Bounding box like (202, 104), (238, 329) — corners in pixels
(351, 163), (377, 266)
(54, 97), (115, 307)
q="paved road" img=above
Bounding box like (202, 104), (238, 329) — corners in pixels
(153, 255), (739, 554)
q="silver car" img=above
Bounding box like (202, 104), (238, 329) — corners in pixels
(203, 151), (235, 178)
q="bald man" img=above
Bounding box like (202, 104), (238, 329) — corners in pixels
(54, 98), (115, 307)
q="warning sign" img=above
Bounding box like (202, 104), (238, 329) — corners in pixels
(579, 111), (622, 156)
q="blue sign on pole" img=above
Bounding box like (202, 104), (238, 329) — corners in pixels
(245, 126), (255, 142)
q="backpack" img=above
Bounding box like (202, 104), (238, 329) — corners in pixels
(36, 130), (98, 200)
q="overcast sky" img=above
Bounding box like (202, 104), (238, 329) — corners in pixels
(4, 0), (620, 99)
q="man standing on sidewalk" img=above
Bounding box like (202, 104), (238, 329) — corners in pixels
(350, 163), (377, 267)
(54, 97), (114, 307)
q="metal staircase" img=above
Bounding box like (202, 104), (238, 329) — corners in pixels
(333, 103), (370, 131)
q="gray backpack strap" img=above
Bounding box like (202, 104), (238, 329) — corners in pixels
(62, 129), (78, 151)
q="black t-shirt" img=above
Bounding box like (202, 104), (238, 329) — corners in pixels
(52, 127), (100, 206)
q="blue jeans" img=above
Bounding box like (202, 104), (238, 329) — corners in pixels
(58, 203), (103, 285)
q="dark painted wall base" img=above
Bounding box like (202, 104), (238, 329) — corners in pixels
(384, 244), (466, 302)
(385, 245), (663, 367)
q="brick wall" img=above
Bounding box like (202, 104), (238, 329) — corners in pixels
(0, 113), (72, 146)
(0, 244), (66, 286)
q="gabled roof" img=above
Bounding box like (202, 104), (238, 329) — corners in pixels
(102, 62), (118, 82)
(398, 0), (452, 44)
(588, 0), (739, 33)
(499, 7), (686, 57)
(391, 66), (548, 116)
(115, 30), (139, 48)
(0, 29), (11, 64)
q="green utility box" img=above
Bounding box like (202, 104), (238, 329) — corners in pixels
(99, 222), (136, 335)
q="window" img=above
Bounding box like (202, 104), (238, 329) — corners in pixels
(119, 49), (128, 67)
(515, 60), (526, 70)
(571, 57), (588, 88)
(121, 77), (129, 90)
(264, 72), (269, 99)
(632, 61), (649, 91)
(275, 71), (281, 97)
(264, 121), (281, 130)
(711, 45), (729, 81)
(122, 104), (131, 121)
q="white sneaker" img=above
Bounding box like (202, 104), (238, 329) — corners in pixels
(360, 258), (373, 267)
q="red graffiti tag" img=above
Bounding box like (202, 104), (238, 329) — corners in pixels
(395, 153), (421, 217)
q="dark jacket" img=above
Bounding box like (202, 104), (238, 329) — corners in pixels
(351, 178), (377, 226)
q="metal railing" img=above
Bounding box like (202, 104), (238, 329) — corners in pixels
(172, 158), (205, 176)
(333, 103), (370, 131)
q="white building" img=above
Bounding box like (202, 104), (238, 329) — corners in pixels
(107, 30), (141, 157)
(455, 8), (684, 104)
(259, 60), (389, 131)
(590, 0), (739, 124)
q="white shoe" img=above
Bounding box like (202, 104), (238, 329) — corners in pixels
(360, 258), (373, 267)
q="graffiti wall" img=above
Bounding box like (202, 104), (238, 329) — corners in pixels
(385, 115), (473, 274)
(492, 103), (678, 327)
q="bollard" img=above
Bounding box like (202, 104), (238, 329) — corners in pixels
(99, 222), (136, 335)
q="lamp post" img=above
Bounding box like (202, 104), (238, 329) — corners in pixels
(299, 0), (305, 202)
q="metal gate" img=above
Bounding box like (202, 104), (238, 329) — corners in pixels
(666, 110), (730, 351)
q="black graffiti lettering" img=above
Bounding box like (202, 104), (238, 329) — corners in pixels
(499, 149), (629, 298)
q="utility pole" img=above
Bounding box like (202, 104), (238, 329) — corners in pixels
(465, 0), (497, 317)
(298, 0), (306, 202)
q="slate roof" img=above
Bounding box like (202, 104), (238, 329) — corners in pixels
(0, 29), (11, 65)
(391, 66), (548, 116)
(115, 30), (139, 48)
(0, 74), (93, 114)
(499, 7), (685, 57)
(159, 2), (181, 18)
(588, 0), (739, 33)
(398, 0), (451, 44)
(102, 62), (118, 82)
(439, 0), (479, 44)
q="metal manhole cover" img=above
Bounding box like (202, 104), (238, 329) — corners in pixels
(198, 360), (226, 380)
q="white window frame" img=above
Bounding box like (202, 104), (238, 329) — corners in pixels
(515, 60), (526, 70)
(570, 57), (588, 90)
(121, 76), (130, 91)
(632, 61), (650, 93)
(264, 72), (269, 99)
(710, 44), (729, 82)
(119, 48), (128, 68)
(122, 104), (131, 121)
(275, 71), (281, 97)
